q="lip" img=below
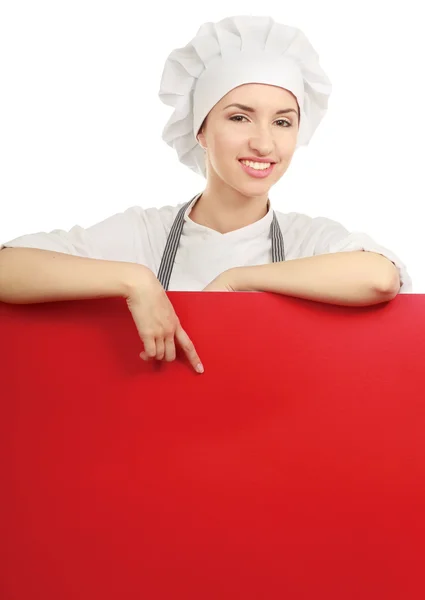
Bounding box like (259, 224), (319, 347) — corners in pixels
(238, 157), (276, 163)
(239, 159), (275, 179)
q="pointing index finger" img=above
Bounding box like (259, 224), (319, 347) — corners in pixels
(175, 325), (204, 374)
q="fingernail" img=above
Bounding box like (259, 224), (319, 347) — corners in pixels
(196, 363), (204, 374)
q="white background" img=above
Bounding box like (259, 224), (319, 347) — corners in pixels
(1, 1), (423, 290)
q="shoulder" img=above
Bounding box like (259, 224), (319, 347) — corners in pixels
(0, 199), (188, 261)
(126, 199), (188, 235)
(273, 209), (349, 258)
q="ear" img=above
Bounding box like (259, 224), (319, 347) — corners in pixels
(197, 129), (207, 150)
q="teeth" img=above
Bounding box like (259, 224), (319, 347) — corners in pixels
(241, 160), (271, 170)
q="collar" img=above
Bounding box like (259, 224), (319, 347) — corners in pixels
(183, 192), (274, 240)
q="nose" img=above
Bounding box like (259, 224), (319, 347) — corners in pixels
(248, 127), (275, 156)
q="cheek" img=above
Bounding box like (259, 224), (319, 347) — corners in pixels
(279, 133), (298, 157)
(216, 130), (240, 150)
(209, 133), (240, 166)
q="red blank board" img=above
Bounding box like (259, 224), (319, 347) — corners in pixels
(1, 292), (425, 599)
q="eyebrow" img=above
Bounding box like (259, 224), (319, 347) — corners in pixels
(223, 103), (299, 118)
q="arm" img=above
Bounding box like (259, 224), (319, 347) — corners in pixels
(0, 247), (150, 304)
(229, 251), (400, 307)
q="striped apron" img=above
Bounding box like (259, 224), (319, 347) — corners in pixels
(157, 193), (285, 291)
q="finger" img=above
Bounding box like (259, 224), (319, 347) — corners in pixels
(175, 325), (204, 373)
(164, 334), (176, 362)
(140, 336), (156, 360)
(156, 337), (165, 361)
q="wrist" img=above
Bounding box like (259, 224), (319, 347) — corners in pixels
(120, 263), (156, 298)
(229, 266), (252, 291)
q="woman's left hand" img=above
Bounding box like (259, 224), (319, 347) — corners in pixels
(202, 269), (239, 292)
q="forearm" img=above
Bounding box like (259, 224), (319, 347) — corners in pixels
(231, 251), (400, 306)
(0, 247), (148, 304)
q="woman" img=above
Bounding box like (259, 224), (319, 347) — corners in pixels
(0, 16), (412, 374)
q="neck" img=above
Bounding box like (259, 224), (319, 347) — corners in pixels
(189, 181), (270, 234)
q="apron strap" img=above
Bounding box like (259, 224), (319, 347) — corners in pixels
(156, 198), (195, 292)
(271, 210), (285, 263)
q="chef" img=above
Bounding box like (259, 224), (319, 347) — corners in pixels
(1, 15), (412, 301)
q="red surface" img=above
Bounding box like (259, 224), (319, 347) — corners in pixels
(1, 292), (425, 599)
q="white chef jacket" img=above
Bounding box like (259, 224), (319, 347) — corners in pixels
(0, 194), (413, 293)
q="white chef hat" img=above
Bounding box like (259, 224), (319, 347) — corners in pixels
(158, 15), (332, 179)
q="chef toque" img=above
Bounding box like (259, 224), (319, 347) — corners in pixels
(158, 15), (332, 178)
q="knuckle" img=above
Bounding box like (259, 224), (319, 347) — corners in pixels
(141, 328), (156, 339)
(148, 329), (164, 340)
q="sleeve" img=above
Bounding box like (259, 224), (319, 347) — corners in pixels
(0, 207), (143, 264)
(310, 216), (413, 294)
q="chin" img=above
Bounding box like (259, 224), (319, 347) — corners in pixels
(234, 183), (272, 199)
(217, 167), (273, 197)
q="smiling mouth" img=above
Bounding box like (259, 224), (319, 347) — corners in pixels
(239, 159), (275, 170)
(238, 160), (275, 178)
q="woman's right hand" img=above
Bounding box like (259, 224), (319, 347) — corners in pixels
(125, 266), (204, 374)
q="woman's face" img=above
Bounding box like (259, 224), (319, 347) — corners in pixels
(196, 83), (300, 196)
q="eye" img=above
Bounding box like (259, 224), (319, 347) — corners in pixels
(275, 119), (292, 128)
(229, 115), (249, 123)
(229, 115), (292, 127)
